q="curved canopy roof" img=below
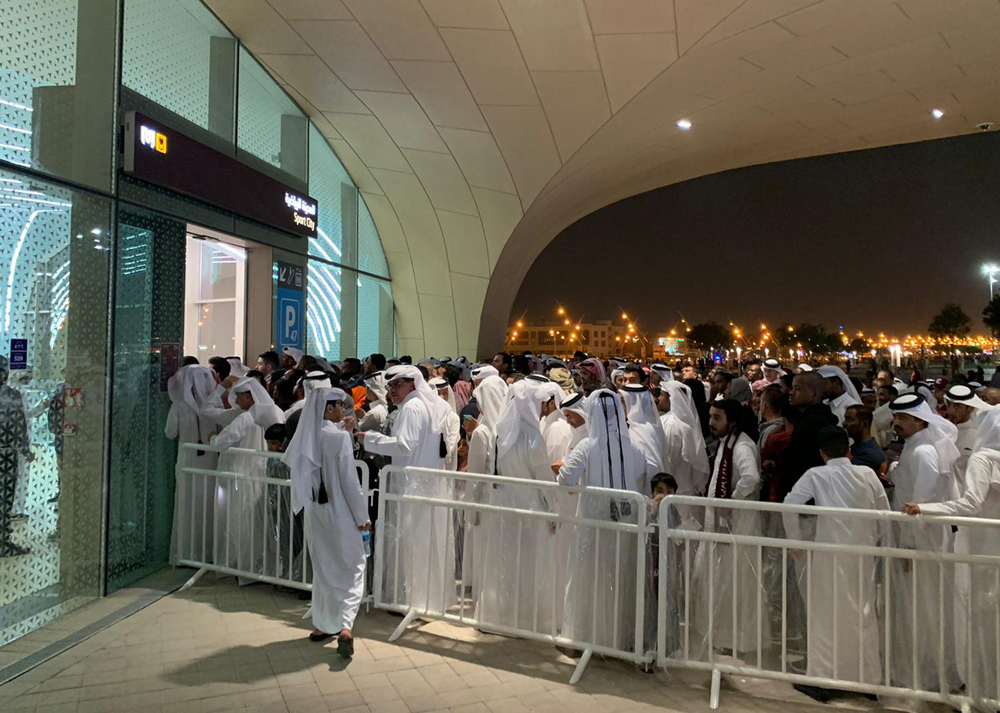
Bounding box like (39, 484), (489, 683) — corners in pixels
(206, 0), (1000, 358)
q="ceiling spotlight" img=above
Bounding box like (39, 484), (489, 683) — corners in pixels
(931, 109), (944, 120)
(676, 119), (692, 130)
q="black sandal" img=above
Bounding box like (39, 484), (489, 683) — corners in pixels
(309, 631), (333, 642)
(337, 634), (354, 657)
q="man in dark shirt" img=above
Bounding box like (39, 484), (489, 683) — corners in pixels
(843, 404), (887, 476)
(786, 371), (837, 489)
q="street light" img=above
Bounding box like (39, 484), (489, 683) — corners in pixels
(983, 264), (1000, 299)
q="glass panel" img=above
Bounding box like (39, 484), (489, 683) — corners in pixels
(107, 208), (185, 592)
(306, 259), (342, 362)
(308, 124), (355, 265)
(198, 241), (240, 301)
(357, 273), (394, 358)
(0, 0), (117, 189)
(122, 0), (236, 142)
(358, 196), (389, 279)
(237, 48), (307, 183)
(0, 167), (111, 645)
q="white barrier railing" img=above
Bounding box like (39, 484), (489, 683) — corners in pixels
(173, 442), (371, 593)
(373, 465), (655, 683)
(656, 494), (1000, 712)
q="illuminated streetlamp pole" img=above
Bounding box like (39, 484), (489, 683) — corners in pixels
(984, 264), (1000, 300)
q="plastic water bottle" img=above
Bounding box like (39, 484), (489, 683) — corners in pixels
(362, 530), (371, 558)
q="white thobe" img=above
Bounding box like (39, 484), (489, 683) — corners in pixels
(953, 420), (977, 493)
(629, 423), (664, 491)
(357, 403), (387, 432)
(827, 392), (861, 426)
(443, 411), (461, 471)
(197, 384), (243, 429)
(660, 412), (709, 496)
(477, 433), (557, 635)
(889, 429), (962, 692)
(541, 412), (575, 627)
(919, 448), (1000, 702)
(304, 425), (369, 634)
(464, 424), (497, 603)
(783, 458), (890, 684)
(692, 431), (767, 655)
(365, 392), (453, 614)
(211, 411), (267, 580)
(165, 398), (219, 562)
(558, 438), (650, 651)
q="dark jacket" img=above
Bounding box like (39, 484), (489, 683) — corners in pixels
(786, 402), (837, 489)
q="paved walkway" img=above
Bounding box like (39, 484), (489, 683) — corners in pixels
(0, 574), (887, 712)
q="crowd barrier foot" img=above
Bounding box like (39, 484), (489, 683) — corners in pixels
(388, 609), (417, 643)
(709, 668), (721, 710)
(569, 647), (593, 685)
(178, 567), (208, 593)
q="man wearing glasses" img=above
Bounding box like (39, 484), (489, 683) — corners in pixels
(358, 365), (454, 614)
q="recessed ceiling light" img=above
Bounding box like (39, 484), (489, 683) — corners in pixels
(931, 108), (944, 120)
(676, 119), (692, 130)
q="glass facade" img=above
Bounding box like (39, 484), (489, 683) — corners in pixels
(0, 167), (112, 643)
(0, 0), (394, 647)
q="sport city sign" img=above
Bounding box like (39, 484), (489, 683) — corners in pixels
(122, 111), (318, 239)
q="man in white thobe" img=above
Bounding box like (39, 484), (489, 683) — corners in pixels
(283, 388), (369, 656)
(477, 379), (557, 635)
(656, 381), (711, 496)
(287, 371), (332, 417)
(783, 426), (890, 700)
(816, 365), (861, 426)
(942, 384), (993, 491)
(430, 377), (462, 470)
(359, 365), (454, 615)
(165, 364), (219, 562)
(557, 389), (651, 652)
(209, 377), (284, 583)
(692, 399), (767, 659)
(560, 393), (588, 453)
(903, 406), (1000, 705)
(887, 392), (963, 693)
(622, 384), (666, 490)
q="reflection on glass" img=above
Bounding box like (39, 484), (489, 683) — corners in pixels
(0, 167), (111, 645)
(307, 260), (342, 362)
(122, 0), (235, 141)
(238, 48), (306, 182)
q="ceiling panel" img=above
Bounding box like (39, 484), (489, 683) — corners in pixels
(290, 21), (407, 92)
(204, 0), (1000, 358)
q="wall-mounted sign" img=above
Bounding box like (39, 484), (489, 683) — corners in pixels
(275, 262), (305, 355)
(121, 111), (318, 239)
(9, 339), (27, 370)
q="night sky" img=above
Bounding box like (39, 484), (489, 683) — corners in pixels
(512, 130), (1000, 338)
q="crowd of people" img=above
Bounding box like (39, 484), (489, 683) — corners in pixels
(162, 347), (1000, 705)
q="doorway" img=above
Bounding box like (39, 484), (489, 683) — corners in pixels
(184, 230), (247, 362)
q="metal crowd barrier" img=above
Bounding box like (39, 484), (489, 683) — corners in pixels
(656, 495), (1000, 712)
(372, 465), (656, 683)
(173, 442), (371, 593)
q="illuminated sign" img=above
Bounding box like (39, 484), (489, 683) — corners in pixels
(122, 111), (318, 238)
(139, 125), (168, 154)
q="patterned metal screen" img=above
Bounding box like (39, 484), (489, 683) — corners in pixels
(106, 207), (185, 592)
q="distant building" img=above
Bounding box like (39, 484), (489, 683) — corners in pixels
(506, 319), (629, 358)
